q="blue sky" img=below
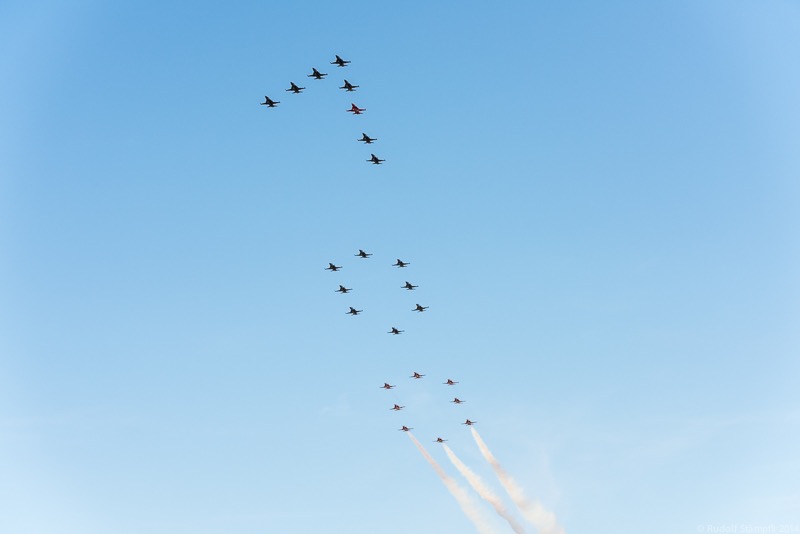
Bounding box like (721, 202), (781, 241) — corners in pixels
(1, 1), (798, 533)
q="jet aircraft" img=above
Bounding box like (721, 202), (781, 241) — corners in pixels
(286, 82), (305, 94)
(390, 404), (404, 411)
(444, 379), (459, 385)
(340, 79), (359, 91)
(381, 383), (396, 390)
(325, 263), (342, 272)
(402, 281), (418, 290)
(462, 419), (476, 426)
(393, 259), (410, 268)
(331, 55), (350, 67)
(434, 437), (447, 443)
(388, 327), (404, 335)
(410, 372), (425, 379)
(347, 307), (362, 316)
(335, 285), (352, 294)
(367, 154), (385, 165)
(347, 103), (366, 114)
(260, 96), (279, 107)
(358, 133), (377, 144)
(355, 249), (372, 258)
(307, 68), (327, 79)
(413, 304), (429, 312)
(399, 426), (413, 432)
(451, 398), (465, 404)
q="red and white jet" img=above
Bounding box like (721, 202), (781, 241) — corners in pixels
(347, 103), (366, 114)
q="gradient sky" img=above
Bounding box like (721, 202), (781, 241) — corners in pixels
(1, 2), (798, 533)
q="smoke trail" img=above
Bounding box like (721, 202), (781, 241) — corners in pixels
(443, 444), (527, 534)
(406, 432), (496, 534)
(471, 427), (565, 534)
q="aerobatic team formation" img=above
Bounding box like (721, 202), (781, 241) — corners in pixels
(263, 55), (564, 534)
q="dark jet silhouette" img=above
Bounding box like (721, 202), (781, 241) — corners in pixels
(368, 154), (385, 165)
(402, 281), (418, 290)
(388, 327), (404, 335)
(390, 404), (404, 411)
(347, 307), (362, 316)
(413, 304), (428, 312)
(399, 426), (413, 432)
(355, 249), (372, 258)
(358, 133), (377, 144)
(331, 54), (350, 67)
(260, 96), (279, 107)
(335, 285), (352, 294)
(340, 79), (359, 91)
(325, 263), (342, 272)
(444, 379), (459, 386)
(451, 398), (465, 404)
(286, 82), (305, 94)
(347, 103), (366, 114)
(381, 383), (395, 390)
(462, 419), (476, 426)
(434, 437), (447, 443)
(307, 68), (327, 79)
(410, 372), (425, 379)
(393, 259), (409, 268)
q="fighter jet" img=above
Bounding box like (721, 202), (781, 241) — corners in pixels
(307, 68), (327, 79)
(410, 372), (425, 379)
(399, 426), (413, 432)
(402, 281), (418, 290)
(434, 437), (447, 443)
(335, 285), (352, 294)
(451, 398), (465, 404)
(413, 304), (429, 312)
(358, 133), (377, 144)
(390, 404), (404, 411)
(393, 259), (410, 268)
(325, 263), (342, 272)
(367, 154), (385, 165)
(340, 79), (359, 91)
(381, 383), (395, 390)
(355, 249), (372, 258)
(388, 327), (404, 335)
(347, 307), (362, 316)
(286, 82), (305, 94)
(347, 103), (366, 114)
(260, 96), (279, 107)
(331, 54), (350, 67)
(462, 419), (476, 426)
(444, 379), (459, 386)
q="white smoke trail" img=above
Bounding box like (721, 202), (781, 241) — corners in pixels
(406, 432), (496, 534)
(443, 444), (527, 534)
(471, 427), (565, 534)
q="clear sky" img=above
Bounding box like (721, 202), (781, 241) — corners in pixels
(1, 1), (798, 533)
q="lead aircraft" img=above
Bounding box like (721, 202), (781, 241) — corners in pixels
(331, 55), (350, 67)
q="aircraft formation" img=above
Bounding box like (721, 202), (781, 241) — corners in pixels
(260, 54), (385, 166)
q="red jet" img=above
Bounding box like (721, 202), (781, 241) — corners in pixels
(347, 103), (366, 115)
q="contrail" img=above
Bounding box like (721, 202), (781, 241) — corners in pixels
(471, 427), (565, 534)
(406, 432), (496, 534)
(443, 444), (527, 534)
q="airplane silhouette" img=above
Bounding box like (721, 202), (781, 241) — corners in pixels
(286, 82), (305, 94)
(462, 419), (476, 426)
(451, 398), (465, 404)
(335, 285), (352, 294)
(368, 154), (385, 165)
(325, 263), (342, 272)
(413, 304), (428, 312)
(348, 103), (366, 114)
(399, 426), (413, 432)
(444, 379), (458, 386)
(347, 307), (362, 316)
(393, 259), (409, 268)
(410, 372), (425, 379)
(380, 383), (395, 390)
(358, 133), (377, 144)
(355, 249), (372, 258)
(388, 327), (404, 335)
(402, 281), (418, 290)
(260, 96), (279, 107)
(434, 437), (447, 443)
(307, 68), (327, 80)
(390, 404), (404, 411)
(331, 55), (350, 67)
(340, 79), (359, 91)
